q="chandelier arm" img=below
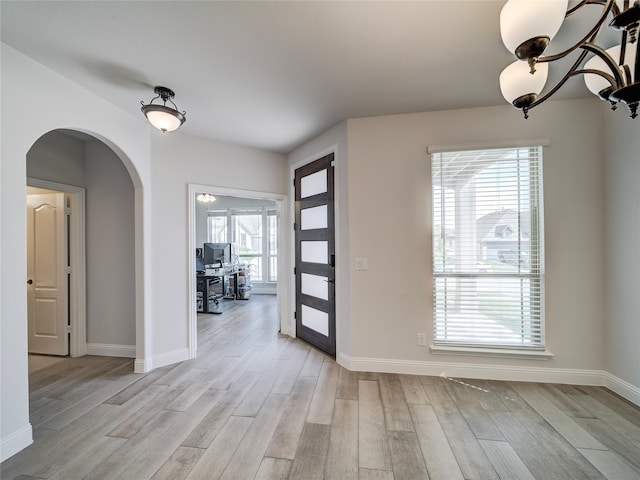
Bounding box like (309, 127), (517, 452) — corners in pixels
(529, 49), (591, 109)
(582, 42), (626, 87)
(529, 43), (624, 111)
(537, 0), (614, 64)
(567, 0), (623, 17)
(576, 68), (618, 87)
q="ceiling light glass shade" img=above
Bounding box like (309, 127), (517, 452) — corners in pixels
(500, 60), (549, 104)
(140, 86), (187, 133)
(142, 105), (186, 133)
(500, 0), (569, 54)
(584, 42), (638, 96)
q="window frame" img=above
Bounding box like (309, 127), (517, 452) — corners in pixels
(207, 206), (278, 284)
(430, 145), (547, 354)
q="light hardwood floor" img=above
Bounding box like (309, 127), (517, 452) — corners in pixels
(3, 294), (640, 479)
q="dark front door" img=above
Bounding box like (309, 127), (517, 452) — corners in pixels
(294, 153), (336, 357)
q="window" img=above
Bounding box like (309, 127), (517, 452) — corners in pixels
(431, 146), (544, 350)
(233, 211), (263, 282)
(268, 209), (277, 282)
(207, 213), (227, 243)
(208, 206), (278, 284)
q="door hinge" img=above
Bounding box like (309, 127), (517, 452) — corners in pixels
(294, 311), (297, 320)
(294, 267), (297, 275)
(65, 266), (72, 274)
(293, 222), (297, 231)
(293, 178), (296, 187)
(65, 325), (72, 334)
(65, 207), (72, 215)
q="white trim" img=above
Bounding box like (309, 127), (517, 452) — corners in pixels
(288, 145), (341, 351)
(427, 138), (551, 154)
(188, 184), (287, 359)
(339, 354), (640, 407)
(0, 424), (33, 462)
(341, 354), (604, 385)
(251, 285), (278, 295)
(430, 345), (554, 360)
(86, 343), (136, 358)
(134, 358), (148, 374)
(603, 372), (640, 407)
(151, 347), (190, 370)
(27, 178), (87, 358)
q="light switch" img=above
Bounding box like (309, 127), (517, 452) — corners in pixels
(355, 257), (368, 270)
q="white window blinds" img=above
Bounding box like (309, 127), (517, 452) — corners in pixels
(431, 146), (544, 349)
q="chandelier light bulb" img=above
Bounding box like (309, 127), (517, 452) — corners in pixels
(584, 42), (638, 97)
(500, 60), (549, 105)
(500, 0), (569, 56)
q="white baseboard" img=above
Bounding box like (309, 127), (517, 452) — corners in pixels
(0, 423), (32, 462)
(152, 348), (190, 370)
(86, 343), (136, 358)
(134, 358), (148, 374)
(133, 347), (189, 374)
(603, 372), (640, 406)
(338, 354), (640, 407)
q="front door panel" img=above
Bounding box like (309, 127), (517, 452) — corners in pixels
(294, 153), (336, 357)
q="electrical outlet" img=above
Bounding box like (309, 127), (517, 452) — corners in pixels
(417, 333), (426, 346)
(355, 257), (368, 270)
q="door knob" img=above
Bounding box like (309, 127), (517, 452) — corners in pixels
(27, 279), (33, 285)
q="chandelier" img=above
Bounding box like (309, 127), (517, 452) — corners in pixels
(141, 86), (187, 132)
(499, 0), (640, 119)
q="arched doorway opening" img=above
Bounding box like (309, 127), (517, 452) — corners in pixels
(26, 129), (137, 361)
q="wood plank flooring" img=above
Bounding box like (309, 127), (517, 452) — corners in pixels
(3, 294), (640, 479)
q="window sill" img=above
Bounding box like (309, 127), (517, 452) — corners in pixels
(430, 345), (554, 361)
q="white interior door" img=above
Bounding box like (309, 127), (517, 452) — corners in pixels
(27, 193), (69, 355)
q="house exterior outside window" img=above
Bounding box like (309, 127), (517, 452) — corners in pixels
(431, 146), (545, 350)
(207, 207), (278, 284)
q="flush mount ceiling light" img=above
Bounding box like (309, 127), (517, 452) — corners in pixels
(140, 86), (186, 132)
(499, 0), (640, 119)
(197, 193), (216, 203)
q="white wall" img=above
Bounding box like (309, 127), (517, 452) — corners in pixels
(603, 104), (640, 388)
(1, 43), (288, 461)
(345, 100), (605, 374)
(290, 100), (612, 384)
(0, 43), (151, 461)
(149, 131), (287, 360)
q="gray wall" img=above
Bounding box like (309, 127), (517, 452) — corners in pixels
(85, 141), (136, 346)
(603, 104), (640, 388)
(27, 130), (136, 350)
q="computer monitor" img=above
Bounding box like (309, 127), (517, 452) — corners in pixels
(203, 242), (231, 266)
(195, 248), (205, 273)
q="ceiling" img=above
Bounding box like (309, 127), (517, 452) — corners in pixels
(1, 1), (608, 154)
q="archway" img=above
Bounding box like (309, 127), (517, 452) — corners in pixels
(26, 129), (138, 361)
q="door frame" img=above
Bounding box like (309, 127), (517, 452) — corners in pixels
(187, 183), (288, 359)
(288, 145), (341, 354)
(27, 177), (86, 357)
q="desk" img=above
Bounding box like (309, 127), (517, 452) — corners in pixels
(196, 275), (221, 314)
